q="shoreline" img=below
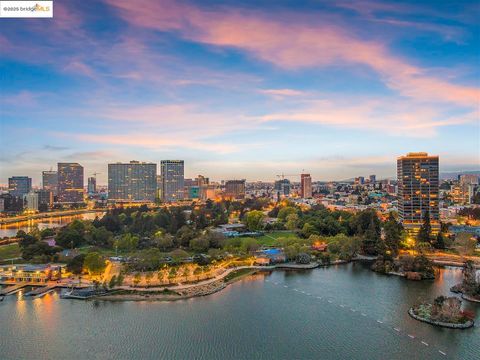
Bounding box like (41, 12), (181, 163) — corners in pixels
(92, 262), (330, 302)
(408, 308), (474, 329)
(96, 269), (257, 302)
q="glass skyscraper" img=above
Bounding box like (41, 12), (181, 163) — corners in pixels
(42, 170), (58, 196)
(108, 161), (157, 202)
(160, 160), (184, 202)
(8, 176), (32, 198)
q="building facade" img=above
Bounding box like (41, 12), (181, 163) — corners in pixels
(57, 163), (84, 203)
(224, 180), (246, 200)
(274, 179), (291, 198)
(42, 170), (58, 196)
(108, 161), (157, 202)
(87, 177), (97, 195)
(8, 176), (32, 198)
(300, 174), (312, 198)
(397, 152), (439, 236)
(160, 160), (184, 202)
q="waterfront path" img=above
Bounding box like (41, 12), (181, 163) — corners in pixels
(116, 262), (322, 293)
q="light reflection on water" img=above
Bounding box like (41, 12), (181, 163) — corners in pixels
(0, 264), (478, 360)
(0, 212), (105, 237)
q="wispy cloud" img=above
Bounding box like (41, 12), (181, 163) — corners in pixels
(106, 0), (479, 108)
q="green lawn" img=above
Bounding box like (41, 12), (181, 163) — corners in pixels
(255, 231), (300, 246)
(0, 243), (22, 261)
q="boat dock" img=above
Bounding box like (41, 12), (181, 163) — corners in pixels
(24, 284), (58, 297)
(0, 283), (29, 296)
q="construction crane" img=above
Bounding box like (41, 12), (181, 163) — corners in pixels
(276, 170), (306, 180)
(91, 172), (101, 178)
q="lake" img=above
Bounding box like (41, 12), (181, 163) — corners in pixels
(0, 263), (478, 359)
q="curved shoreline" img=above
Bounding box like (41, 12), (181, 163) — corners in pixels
(408, 308), (474, 329)
(449, 284), (480, 304)
(92, 262), (328, 302)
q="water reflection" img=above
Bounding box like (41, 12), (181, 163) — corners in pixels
(0, 212), (105, 237)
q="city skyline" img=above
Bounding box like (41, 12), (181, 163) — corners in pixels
(1, 0), (479, 184)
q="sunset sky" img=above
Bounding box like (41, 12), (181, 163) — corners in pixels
(1, 0), (479, 184)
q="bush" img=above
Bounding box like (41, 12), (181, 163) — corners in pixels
(296, 253), (311, 264)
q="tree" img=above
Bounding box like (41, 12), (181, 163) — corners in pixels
(454, 232), (477, 256)
(384, 214), (402, 257)
(133, 273), (142, 287)
(87, 226), (113, 247)
(84, 252), (106, 275)
(277, 206), (297, 222)
(145, 272), (153, 287)
(285, 213), (300, 230)
(176, 225), (197, 247)
(154, 231), (174, 251)
(417, 211), (432, 244)
(116, 233), (139, 252)
(434, 232), (446, 250)
(55, 227), (84, 249)
(362, 217), (381, 256)
(67, 254), (86, 274)
(301, 223), (317, 238)
(109, 275), (117, 289)
(189, 236), (210, 253)
(244, 210), (265, 231)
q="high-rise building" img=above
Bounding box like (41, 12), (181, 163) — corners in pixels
(397, 152), (439, 236)
(8, 176), (32, 198)
(274, 179), (291, 198)
(36, 189), (53, 210)
(300, 174), (312, 198)
(24, 191), (39, 211)
(42, 170), (58, 196)
(88, 177), (97, 195)
(369, 175), (376, 184)
(452, 174), (479, 205)
(225, 180), (246, 200)
(108, 161), (157, 202)
(57, 163), (84, 203)
(160, 160), (184, 202)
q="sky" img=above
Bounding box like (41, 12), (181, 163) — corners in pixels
(0, 0), (479, 185)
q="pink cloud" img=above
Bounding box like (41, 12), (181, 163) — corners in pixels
(106, 0), (479, 108)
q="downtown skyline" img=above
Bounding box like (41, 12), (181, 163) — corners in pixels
(1, 0), (479, 184)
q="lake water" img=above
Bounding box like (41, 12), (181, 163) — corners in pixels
(1, 263), (479, 359)
(0, 212), (105, 238)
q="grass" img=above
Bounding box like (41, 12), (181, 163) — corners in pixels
(0, 243), (21, 261)
(223, 268), (256, 283)
(255, 231), (300, 246)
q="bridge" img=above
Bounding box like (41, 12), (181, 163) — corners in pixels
(0, 209), (107, 225)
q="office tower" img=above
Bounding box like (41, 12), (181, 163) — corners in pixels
(300, 174), (312, 198)
(36, 189), (53, 210)
(57, 163), (84, 203)
(0, 193), (24, 213)
(42, 170), (58, 196)
(274, 178), (291, 199)
(225, 180), (246, 200)
(397, 152), (439, 236)
(108, 161), (157, 202)
(160, 160), (184, 202)
(8, 176), (32, 198)
(369, 175), (376, 184)
(24, 191), (39, 211)
(88, 177), (97, 194)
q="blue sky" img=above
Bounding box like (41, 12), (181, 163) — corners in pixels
(0, 0), (479, 185)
